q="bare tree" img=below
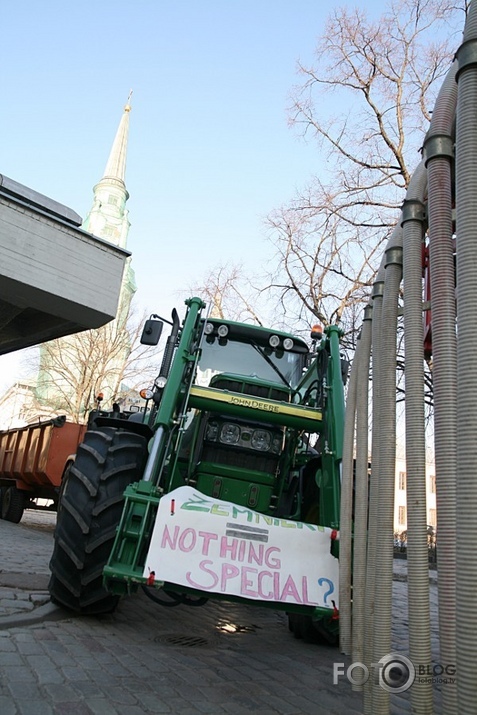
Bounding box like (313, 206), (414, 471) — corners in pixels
(265, 205), (377, 344)
(187, 264), (265, 326)
(264, 0), (467, 342)
(35, 301), (159, 423)
(188, 0), (466, 401)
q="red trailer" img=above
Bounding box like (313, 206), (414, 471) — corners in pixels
(0, 416), (86, 523)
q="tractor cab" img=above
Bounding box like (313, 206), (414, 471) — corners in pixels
(173, 319), (310, 513)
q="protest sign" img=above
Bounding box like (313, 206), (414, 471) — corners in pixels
(143, 486), (339, 609)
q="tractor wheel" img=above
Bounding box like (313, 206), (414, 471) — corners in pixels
(288, 612), (338, 645)
(48, 427), (148, 615)
(287, 613), (322, 643)
(1, 486), (26, 523)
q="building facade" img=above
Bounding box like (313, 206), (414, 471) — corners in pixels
(394, 457), (437, 534)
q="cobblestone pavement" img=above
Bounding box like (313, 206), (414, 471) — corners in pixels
(0, 510), (443, 715)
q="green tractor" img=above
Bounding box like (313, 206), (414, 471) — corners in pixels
(49, 297), (346, 643)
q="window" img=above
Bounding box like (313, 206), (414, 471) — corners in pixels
(108, 195), (118, 205)
(429, 475), (436, 494)
(428, 508), (437, 527)
(196, 332), (306, 388)
(398, 471), (406, 490)
(398, 506), (407, 526)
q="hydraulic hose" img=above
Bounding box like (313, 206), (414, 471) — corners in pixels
(424, 62), (458, 715)
(159, 309), (180, 378)
(141, 585), (208, 608)
(141, 585), (182, 607)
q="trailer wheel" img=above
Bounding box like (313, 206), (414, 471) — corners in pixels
(48, 427), (148, 615)
(56, 462), (73, 516)
(1, 486), (26, 523)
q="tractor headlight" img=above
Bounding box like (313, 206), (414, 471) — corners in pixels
(206, 421), (219, 441)
(283, 338), (294, 350)
(251, 429), (272, 451)
(204, 419), (283, 455)
(220, 423), (240, 444)
(269, 334), (280, 348)
(271, 436), (283, 454)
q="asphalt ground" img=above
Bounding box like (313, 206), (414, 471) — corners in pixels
(0, 510), (441, 715)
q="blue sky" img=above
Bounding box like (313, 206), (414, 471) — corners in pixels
(0, 0), (384, 392)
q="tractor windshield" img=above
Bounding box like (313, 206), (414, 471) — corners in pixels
(195, 334), (306, 389)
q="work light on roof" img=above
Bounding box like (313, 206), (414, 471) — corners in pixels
(204, 322), (214, 335)
(269, 334), (280, 348)
(283, 338), (294, 351)
(217, 324), (229, 338)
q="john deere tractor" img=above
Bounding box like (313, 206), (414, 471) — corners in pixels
(49, 297), (345, 643)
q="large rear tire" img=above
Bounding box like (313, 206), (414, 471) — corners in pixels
(1, 486), (26, 523)
(48, 427), (148, 615)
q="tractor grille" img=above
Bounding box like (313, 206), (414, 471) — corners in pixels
(201, 444), (280, 475)
(198, 377), (287, 478)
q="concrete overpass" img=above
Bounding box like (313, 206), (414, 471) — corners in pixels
(0, 174), (129, 354)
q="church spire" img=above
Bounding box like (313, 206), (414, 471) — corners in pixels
(102, 91), (132, 186)
(82, 95), (133, 249)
